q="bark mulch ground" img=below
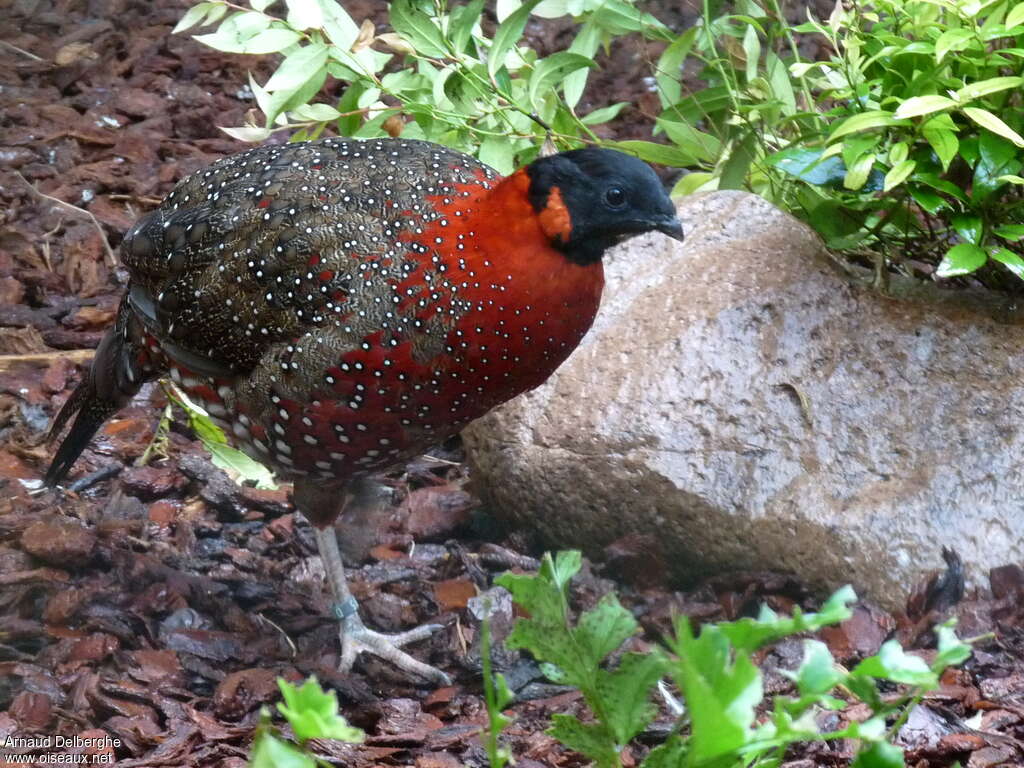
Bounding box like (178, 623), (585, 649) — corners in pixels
(3, 1), (1024, 766)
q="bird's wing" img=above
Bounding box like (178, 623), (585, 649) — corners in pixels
(120, 138), (497, 381)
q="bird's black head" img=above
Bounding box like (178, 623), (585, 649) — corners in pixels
(525, 147), (684, 265)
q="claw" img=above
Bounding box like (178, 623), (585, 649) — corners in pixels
(339, 617), (451, 686)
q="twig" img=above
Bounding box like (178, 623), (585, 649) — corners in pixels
(67, 464), (122, 493)
(657, 679), (686, 717)
(14, 171), (118, 267)
(108, 193), (164, 206)
(420, 453), (461, 466)
(0, 40), (45, 62)
(257, 613), (298, 657)
(0, 349), (95, 371)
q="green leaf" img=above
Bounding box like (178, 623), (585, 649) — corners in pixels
(844, 152), (876, 191)
(933, 623), (973, 669)
(741, 22), (760, 83)
(794, 640), (845, 696)
(962, 107), (1024, 147)
(640, 734), (686, 768)
(169, 383), (278, 487)
(671, 171), (715, 196)
(450, 0), (485, 52)
(220, 124), (273, 142)
(479, 134), (516, 175)
(609, 140), (695, 167)
(265, 42), (329, 90)
(174, 2), (216, 34)
(291, 102), (343, 121)
(893, 95), (956, 119)
(669, 621), (762, 763)
(277, 678), (365, 744)
(991, 247), (1024, 279)
(489, 0), (544, 79)
(914, 171), (969, 201)
(285, 0), (322, 30)
(851, 741), (905, 768)
(581, 102), (628, 125)
(854, 641), (938, 686)
(934, 28), (973, 62)
(655, 28), (698, 109)
(193, 10), (272, 53)
(717, 586), (856, 652)
(527, 52), (594, 112)
(765, 49), (796, 116)
(908, 185), (949, 214)
(974, 129), (1022, 200)
(935, 243), (988, 277)
(240, 27), (302, 54)
(769, 147), (848, 188)
(952, 213), (983, 244)
(720, 133), (757, 190)
(576, 594), (638, 668)
(957, 76), (1024, 102)
(922, 115), (959, 172)
(1008, 2), (1024, 27)
(883, 159), (916, 192)
(829, 110), (910, 140)
(656, 117), (721, 163)
(548, 715), (618, 768)
(995, 223), (1024, 239)
(250, 731), (317, 768)
(564, 20), (600, 109)
(389, 0), (447, 57)
(599, 652), (666, 745)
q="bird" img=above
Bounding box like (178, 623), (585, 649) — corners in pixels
(44, 137), (683, 685)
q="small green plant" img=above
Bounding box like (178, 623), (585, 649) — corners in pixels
(481, 617), (515, 768)
(499, 551), (972, 768)
(166, 381), (278, 489)
(176, 0), (672, 173)
(250, 677), (364, 768)
(658, 0), (1024, 288)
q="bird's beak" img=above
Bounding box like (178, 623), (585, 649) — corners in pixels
(655, 216), (684, 241)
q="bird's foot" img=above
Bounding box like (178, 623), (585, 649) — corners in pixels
(338, 612), (451, 686)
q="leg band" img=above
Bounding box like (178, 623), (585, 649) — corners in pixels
(331, 596), (360, 620)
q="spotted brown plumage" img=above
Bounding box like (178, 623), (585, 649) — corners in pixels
(46, 137), (683, 684)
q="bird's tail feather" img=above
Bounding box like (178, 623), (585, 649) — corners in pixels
(45, 297), (160, 487)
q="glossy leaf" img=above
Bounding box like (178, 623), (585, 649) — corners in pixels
(883, 159), (916, 191)
(488, 0), (544, 79)
(264, 42), (328, 90)
(285, 0), (322, 31)
(991, 247), (1024, 279)
(962, 107), (1024, 147)
(174, 2), (217, 34)
(655, 27), (698, 108)
(390, 0), (447, 57)
(829, 110), (909, 141)
(922, 114), (959, 172)
(956, 76), (1024, 102)
(935, 243), (988, 277)
(893, 95), (956, 119)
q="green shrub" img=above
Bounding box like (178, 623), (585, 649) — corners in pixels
(175, 0), (671, 174)
(664, 0), (1024, 287)
(249, 677), (364, 768)
(498, 551), (972, 768)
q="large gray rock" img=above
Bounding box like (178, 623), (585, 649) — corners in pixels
(463, 190), (1024, 607)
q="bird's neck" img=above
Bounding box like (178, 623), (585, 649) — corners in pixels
(428, 168), (606, 400)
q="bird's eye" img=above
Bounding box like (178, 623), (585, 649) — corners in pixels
(604, 187), (626, 207)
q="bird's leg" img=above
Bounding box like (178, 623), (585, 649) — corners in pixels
(295, 477), (451, 686)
